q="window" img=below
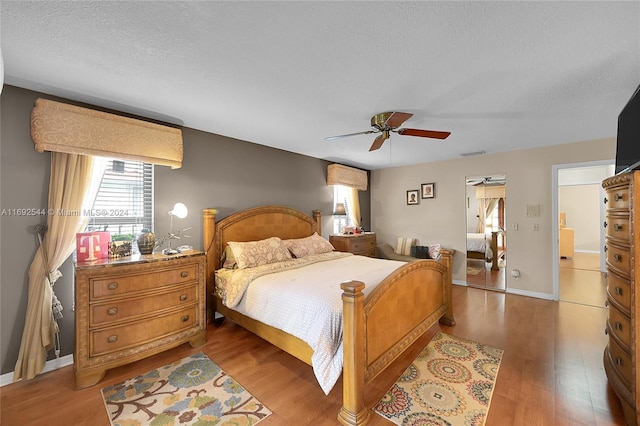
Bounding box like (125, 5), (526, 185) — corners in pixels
(85, 159), (153, 243)
(333, 185), (352, 234)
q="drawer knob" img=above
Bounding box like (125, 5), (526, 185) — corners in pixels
(614, 223), (623, 232)
(615, 322), (623, 330)
(107, 335), (118, 343)
(615, 193), (623, 202)
(605, 300), (609, 307)
(604, 196), (608, 204)
(180, 294), (188, 301)
(181, 315), (189, 322)
(108, 282), (118, 290)
(615, 287), (623, 296)
(616, 357), (624, 366)
(603, 221), (608, 228)
(107, 307), (118, 316)
(604, 246), (608, 252)
(605, 328), (609, 335)
(181, 271), (188, 278)
(613, 254), (622, 262)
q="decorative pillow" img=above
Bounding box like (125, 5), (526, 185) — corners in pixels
(228, 237), (292, 269)
(220, 245), (238, 269)
(395, 237), (414, 256)
(428, 243), (441, 260)
(413, 245), (430, 259)
(284, 232), (334, 258)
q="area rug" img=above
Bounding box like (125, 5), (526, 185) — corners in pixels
(466, 267), (483, 275)
(101, 352), (271, 426)
(373, 332), (503, 426)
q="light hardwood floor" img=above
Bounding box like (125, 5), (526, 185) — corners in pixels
(0, 285), (626, 425)
(560, 252), (608, 308)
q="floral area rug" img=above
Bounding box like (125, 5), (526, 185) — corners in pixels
(373, 332), (503, 426)
(101, 352), (271, 426)
(466, 267), (483, 276)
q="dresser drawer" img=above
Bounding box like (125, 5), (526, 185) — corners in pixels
(605, 187), (631, 211)
(607, 270), (631, 312)
(605, 243), (630, 277)
(90, 306), (198, 356)
(605, 215), (630, 243)
(90, 263), (199, 300)
(90, 285), (198, 326)
(607, 338), (633, 390)
(349, 238), (375, 254)
(608, 305), (631, 350)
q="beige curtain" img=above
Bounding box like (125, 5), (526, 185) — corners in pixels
(13, 152), (96, 381)
(476, 198), (500, 233)
(346, 187), (360, 228)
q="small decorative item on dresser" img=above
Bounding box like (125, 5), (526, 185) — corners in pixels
(136, 229), (156, 255)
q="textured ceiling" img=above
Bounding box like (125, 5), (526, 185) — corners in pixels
(2, 1), (639, 170)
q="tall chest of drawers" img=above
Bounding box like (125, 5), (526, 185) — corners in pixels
(74, 251), (207, 389)
(603, 171), (640, 425)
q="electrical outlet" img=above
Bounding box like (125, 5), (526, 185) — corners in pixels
(513, 223), (518, 231)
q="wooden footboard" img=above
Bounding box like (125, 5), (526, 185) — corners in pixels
(203, 207), (454, 426)
(339, 250), (454, 426)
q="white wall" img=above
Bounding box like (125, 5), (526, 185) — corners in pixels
(370, 137), (615, 299)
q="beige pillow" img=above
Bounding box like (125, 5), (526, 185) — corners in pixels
(228, 237), (292, 269)
(395, 237), (414, 256)
(284, 233), (335, 258)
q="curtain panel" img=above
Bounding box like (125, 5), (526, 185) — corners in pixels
(13, 153), (96, 381)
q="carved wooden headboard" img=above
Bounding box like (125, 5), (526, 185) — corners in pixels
(202, 206), (321, 318)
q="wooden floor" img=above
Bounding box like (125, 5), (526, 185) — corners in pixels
(466, 257), (506, 291)
(0, 285), (625, 425)
(560, 252), (608, 308)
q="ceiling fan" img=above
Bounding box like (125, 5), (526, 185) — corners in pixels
(325, 111), (451, 152)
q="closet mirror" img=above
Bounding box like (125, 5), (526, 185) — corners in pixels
(465, 175), (507, 291)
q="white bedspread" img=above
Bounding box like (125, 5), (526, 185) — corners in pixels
(466, 233), (493, 259)
(215, 252), (406, 394)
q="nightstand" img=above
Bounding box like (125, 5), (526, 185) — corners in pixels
(330, 233), (376, 257)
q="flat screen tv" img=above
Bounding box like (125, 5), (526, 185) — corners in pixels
(615, 83), (640, 174)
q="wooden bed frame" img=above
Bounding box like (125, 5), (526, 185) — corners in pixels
(203, 206), (455, 426)
(467, 230), (505, 271)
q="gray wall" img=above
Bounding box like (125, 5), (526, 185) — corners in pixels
(0, 85), (371, 375)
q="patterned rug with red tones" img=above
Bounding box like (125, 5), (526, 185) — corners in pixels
(373, 332), (503, 426)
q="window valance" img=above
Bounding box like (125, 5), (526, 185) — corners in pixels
(476, 185), (505, 199)
(31, 98), (183, 169)
(327, 164), (368, 191)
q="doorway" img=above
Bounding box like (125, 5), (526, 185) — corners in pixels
(465, 175), (506, 292)
(552, 161), (613, 307)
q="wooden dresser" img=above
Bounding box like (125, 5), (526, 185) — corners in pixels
(603, 170), (640, 425)
(330, 233), (376, 257)
(74, 251), (207, 389)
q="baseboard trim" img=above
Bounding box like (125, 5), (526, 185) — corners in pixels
(506, 287), (554, 300)
(0, 354), (74, 387)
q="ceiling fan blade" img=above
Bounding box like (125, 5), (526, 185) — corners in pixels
(325, 130), (375, 140)
(397, 128), (451, 139)
(369, 131), (389, 151)
(384, 112), (413, 128)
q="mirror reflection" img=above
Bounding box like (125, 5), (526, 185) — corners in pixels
(465, 175), (507, 291)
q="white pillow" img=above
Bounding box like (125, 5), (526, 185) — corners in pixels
(395, 237), (414, 256)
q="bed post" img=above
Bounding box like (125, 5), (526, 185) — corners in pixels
(339, 280), (370, 426)
(312, 209), (322, 236)
(203, 208), (217, 324)
(438, 248), (456, 326)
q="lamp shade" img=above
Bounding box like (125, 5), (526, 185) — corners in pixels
(170, 202), (188, 218)
(333, 202), (346, 216)
(327, 164), (368, 191)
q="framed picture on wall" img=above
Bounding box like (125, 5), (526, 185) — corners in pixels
(407, 190), (419, 205)
(421, 183), (435, 199)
